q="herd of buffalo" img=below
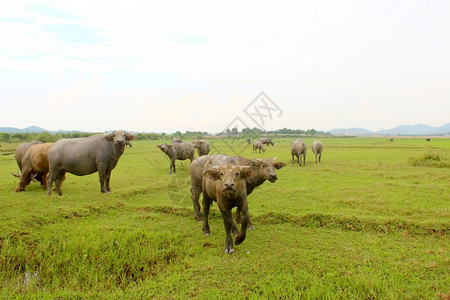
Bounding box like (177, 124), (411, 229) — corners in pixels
(10, 132), (323, 254)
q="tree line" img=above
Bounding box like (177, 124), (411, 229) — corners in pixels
(0, 127), (329, 143)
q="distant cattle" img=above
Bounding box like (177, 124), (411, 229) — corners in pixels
(291, 139), (307, 166)
(247, 138), (251, 145)
(202, 164), (254, 254)
(426, 138), (431, 142)
(47, 131), (136, 195)
(193, 139), (210, 156)
(172, 138), (182, 143)
(311, 141), (323, 163)
(258, 138), (274, 146)
(252, 140), (265, 153)
(158, 142), (195, 174)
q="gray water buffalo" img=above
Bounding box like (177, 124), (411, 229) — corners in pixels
(193, 139), (210, 156)
(13, 143), (63, 192)
(203, 164), (254, 254)
(157, 142), (195, 174)
(252, 140), (265, 153)
(46, 131), (136, 195)
(311, 141), (323, 163)
(247, 138), (251, 145)
(291, 139), (306, 166)
(172, 138), (182, 143)
(190, 154), (286, 226)
(258, 138), (274, 146)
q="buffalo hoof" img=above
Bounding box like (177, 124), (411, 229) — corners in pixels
(225, 248), (234, 254)
(248, 225), (255, 230)
(235, 234), (246, 245)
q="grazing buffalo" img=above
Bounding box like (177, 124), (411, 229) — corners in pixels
(193, 139), (210, 156)
(13, 143), (62, 192)
(311, 141), (323, 163)
(47, 131), (136, 195)
(172, 138), (183, 143)
(247, 138), (251, 145)
(12, 141), (44, 184)
(426, 138), (431, 142)
(291, 139), (307, 166)
(157, 142), (195, 174)
(203, 164), (254, 254)
(190, 154), (286, 226)
(258, 138), (274, 146)
(253, 140), (265, 153)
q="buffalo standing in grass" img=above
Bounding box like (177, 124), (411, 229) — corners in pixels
(252, 140), (265, 153)
(258, 137), (274, 146)
(13, 143), (63, 192)
(193, 139), (210, 156)
(47, 131), (136, 195)
(12, 141), (44, 184)
(291, 139), (307, 166)
(190, 154), (286, 227)
(311, 141), (323, 163)
(203, 164), (254, 254)
(157, 142), (195, 174)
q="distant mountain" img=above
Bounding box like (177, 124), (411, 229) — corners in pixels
(0, 126), (86, 134)
(376, 123), (450, 135)
(329, 128), (373, 136)
(0, 126), (47, 133)
(330, 123), (450, 136)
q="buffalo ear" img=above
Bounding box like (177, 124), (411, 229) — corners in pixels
(157, 144), (162, 149)
(274, 162), (286, 170)
(103, 133), (115, 141)
(241, 169), (255, 179)
(203, 169), (221, 181)
(126, 132), (136, 140)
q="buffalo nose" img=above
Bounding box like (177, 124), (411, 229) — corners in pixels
(225, 182), (235, 188)
(270, 174), (278, 180)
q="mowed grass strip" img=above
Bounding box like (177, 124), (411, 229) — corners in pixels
(0, 137), (449, 298)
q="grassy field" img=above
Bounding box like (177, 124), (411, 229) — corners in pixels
(0, 137), (449, 299)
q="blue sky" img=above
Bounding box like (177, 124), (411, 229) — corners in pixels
(1, 1), (449, 133)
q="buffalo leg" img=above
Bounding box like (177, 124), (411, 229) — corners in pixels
(98, 164), (108, 193)
(235, 200), (249, 245)
(190, 186), (202, 222)
(202, 195), (211, 235)
(105, 170), (112, 193)
(291, 154), (295, 164)
(41, 173), (48, 190)
(54, 171), (65, 196)
(319, 153), (321, 163)
(235, 207), (254, 229)
(14, 168), (31, 192)
(219, 208), (235, 254)
(47, 171), (56, 195)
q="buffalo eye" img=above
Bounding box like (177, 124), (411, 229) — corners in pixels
(262, 164), (266, 168)
(220, 173), (224, 176)
(235, 173), (240, 176)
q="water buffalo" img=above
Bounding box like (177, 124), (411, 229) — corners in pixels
(291, 139), (306, 166)
(311, 141), (323, 163)
(47, 130), (136, 195)
(13, 143), (58, 192)
(157, 142), (195, 174)
(252, 140), (265, 153)
(193, 139), (210, 156)
(190, 154), (286, 226)
(172, 138), (182, 143)
(247, 138), (251, 145)
(203, 164), (255, 254)
(12, 141), (44, 184)
(258, 138), (274, 146)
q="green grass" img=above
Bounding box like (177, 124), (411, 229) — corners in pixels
(0, 137), (449, 299)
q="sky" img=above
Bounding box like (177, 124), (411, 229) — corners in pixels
(1, 0), (449, 133)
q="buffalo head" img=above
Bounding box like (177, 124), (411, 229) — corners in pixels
(204, 164), (254, 196)
(104, 131), (136, 147)
(252, 157), (286, 183)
